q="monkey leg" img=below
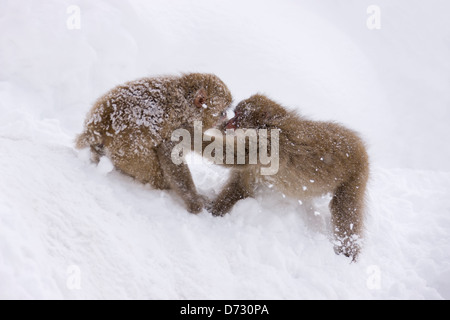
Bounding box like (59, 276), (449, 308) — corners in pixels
(210, 169), (256, 217)
(157, 141), (204, 214)
(109, 145), (170, 190)
(330, 179), (366, 261)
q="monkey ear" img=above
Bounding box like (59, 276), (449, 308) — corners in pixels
(194, 88), (207, 108)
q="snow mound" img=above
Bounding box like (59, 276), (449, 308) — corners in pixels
(1, 0), (449, 299)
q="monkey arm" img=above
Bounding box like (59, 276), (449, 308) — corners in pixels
(209, 169), (256, 216)
(157, 141), (204, 214)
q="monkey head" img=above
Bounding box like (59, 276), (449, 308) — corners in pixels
(225, 94), (288, 130)
(180, 73), (233, 130)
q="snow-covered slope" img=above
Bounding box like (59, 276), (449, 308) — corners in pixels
(1, 0), (449, 299)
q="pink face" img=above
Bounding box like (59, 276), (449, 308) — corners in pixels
(225, 110), (242, 130)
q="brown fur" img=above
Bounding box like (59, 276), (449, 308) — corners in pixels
(76, 73), (232, 213)
(210, 94), (369, 260)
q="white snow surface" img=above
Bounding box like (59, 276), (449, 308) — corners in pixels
(1, 0), (450, 299)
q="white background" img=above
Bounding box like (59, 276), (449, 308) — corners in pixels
(0, 0), (449, 299)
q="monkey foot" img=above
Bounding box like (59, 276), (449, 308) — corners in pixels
(333, 236), (362, 262)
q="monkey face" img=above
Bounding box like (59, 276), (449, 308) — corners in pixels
(224, 95), (287, 131)
(225, 109), (242, 130)
(181, 73), (232, 129)
(198, 84), (233, 129)
(199, 97), (232, 130)
(225, 100), (265, 130)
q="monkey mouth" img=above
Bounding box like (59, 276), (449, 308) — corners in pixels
(225, 118), (237, 130)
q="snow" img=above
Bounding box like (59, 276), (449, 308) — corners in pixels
(97, 156), (114, 175)
(1, 0), (450, 299)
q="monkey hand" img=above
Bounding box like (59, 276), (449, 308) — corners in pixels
(206, 199), (229, 217)
(186, 196), (204, 214)
(201, 196), (215, 214)
(187, 194), (214, 214)
(203, 195), (235, 217)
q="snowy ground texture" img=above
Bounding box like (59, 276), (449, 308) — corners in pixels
(1, 0), (450, 299)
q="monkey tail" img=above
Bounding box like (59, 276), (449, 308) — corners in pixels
(75, 131), (102, 150)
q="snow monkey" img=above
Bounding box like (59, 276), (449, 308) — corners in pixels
(210, 94), (369, 260)
(76, 73), (232, 214)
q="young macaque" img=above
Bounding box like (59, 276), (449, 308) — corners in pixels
(210, 94), (369, 260)
(76, 73), (232, 213)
